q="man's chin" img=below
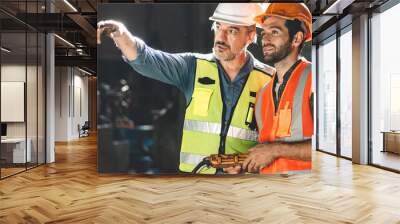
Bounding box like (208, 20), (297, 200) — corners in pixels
(213, 49), (224, 57)
(263, 56), (273, 63)
(263, 56), (277, 65)
(214, 52), (234, 61)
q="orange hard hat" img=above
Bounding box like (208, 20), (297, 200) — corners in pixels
(254, 3), (312, 42)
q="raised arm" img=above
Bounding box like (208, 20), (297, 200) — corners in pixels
(97, 20), (195, 104)
(97, 20), (139, 61)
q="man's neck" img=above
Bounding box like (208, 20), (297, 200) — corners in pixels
(220, 52), (248, 82)
(274, 53), (299, 84)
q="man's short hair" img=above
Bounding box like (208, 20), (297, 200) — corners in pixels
(284, 19), (305, 53)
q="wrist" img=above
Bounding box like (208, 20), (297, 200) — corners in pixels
(113, 29), (128, 43)
(270, 144), (281, 160)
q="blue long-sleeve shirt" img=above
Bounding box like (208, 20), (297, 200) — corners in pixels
(127, 37), (258, 132)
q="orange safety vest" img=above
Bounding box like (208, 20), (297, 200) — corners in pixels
(255, 58), (313, 174)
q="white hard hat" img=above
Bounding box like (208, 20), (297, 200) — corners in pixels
(209, 3), (263, 26)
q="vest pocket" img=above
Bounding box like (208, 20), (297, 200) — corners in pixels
(276, 102), (292, 137)
(193, 87), (213, 116)
(245, 102), (255, 125)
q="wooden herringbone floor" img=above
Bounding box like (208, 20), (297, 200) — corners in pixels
(1, 135), (400, 224)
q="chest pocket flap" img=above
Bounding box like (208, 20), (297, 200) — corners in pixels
(193, 87), (213, 117)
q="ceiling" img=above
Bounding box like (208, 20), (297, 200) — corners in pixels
(0, 0), (98, 74)
(0, 0), (394, 75)
(306, 0), (390, 43)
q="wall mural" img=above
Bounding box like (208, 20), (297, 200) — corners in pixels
(97, 3), (313, 175)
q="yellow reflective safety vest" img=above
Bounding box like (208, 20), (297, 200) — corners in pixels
(180, 55), (274, 174)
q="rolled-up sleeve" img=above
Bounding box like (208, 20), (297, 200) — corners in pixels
(126, 37), (196, 103)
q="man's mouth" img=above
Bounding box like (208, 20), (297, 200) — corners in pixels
(215, 43), (229, 50)
(263, 45), (275, 54)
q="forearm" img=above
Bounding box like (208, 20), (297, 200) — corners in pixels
(98, 20), (194, 103)
(269, 140), (311, 161)
(243, 141), (312, 173)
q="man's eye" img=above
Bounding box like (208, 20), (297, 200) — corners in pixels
(272, 30), (279, 35)
(228, 29), (238, 35)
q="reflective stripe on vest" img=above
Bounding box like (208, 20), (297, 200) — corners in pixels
(255, 84), (268, 132)
(279, 64), (311, 143)
(183, 120), (258, 142)
(180, 152), (205, 166)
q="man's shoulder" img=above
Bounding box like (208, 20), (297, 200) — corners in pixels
(252, 59), (276, 77)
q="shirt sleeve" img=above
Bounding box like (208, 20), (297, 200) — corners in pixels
(125, 37), (196, 104)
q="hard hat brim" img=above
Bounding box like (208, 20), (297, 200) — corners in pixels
(209, 16), (255, 27)
(254, 13), (312, 42)
(254, 13), (296, 25)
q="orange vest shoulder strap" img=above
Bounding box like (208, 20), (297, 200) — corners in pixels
(281, 61), (312, 142)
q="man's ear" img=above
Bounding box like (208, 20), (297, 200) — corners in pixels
(292, 31), (304, 48)
(248, 30), (256, 45)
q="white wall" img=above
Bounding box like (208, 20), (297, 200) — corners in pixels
(55, 67), (69, 141)
(1, 64), (46, 164)
(1, 65), (37, 138)
(1, 64), (26, 81)
(55, 67), (89, 141)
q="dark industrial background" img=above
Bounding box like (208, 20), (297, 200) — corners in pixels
(97, 3), (311, 174)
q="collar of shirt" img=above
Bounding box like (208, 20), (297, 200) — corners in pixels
(272, 59), (302, 111)
(213, 52), (254, 84)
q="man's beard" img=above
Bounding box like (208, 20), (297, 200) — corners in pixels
(213, 41), (235, 61)
(263, 40), (292, 65)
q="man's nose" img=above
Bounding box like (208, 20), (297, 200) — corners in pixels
(215, 30), (227, 42)
(262, 32), (270, 42)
